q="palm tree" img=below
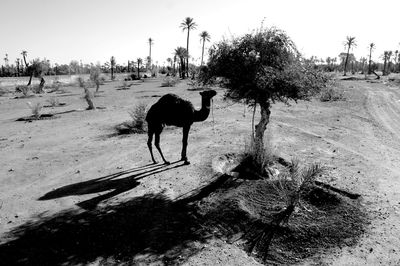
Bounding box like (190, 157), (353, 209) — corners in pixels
(136, 58), (142, 78)
(110, 56), (116, 80)
(166, 57), (173, 74)
(180, 17), (197, 78)
(4, 54), (9, 66)
(148, 38), (154, 69)
(343, 36), (356, 76)
(199, 31), (211, 66)
(174, 47), (188, 79)
(15, 58), (20, 76)
(21, 50), (28, 67)
(382, 51), (392, 76)
(368, 43), (375, 74)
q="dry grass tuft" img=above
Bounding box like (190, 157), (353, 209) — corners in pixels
(237, 130), (276, 178)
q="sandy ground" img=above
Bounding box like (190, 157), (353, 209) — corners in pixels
(0, 77), (399, 265)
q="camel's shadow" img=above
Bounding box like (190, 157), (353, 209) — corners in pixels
(39, 161), (184, 209)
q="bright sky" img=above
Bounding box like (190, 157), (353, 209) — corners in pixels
(1, 0), (399, 66)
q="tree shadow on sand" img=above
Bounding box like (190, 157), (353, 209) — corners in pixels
(0, 166), (234, 265)
(0, 193), (207, 265)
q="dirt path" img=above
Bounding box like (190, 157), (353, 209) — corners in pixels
(1, 78), (400, 265)
(272, 80), (400, 265)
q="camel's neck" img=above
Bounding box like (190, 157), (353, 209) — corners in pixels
(193, 97), (212, 122)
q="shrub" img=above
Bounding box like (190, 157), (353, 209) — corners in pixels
(26, 102), (42, 119)
(16, 85), (30, 97)
(51, 81), (61, 92)
(319, 80), (345, 102)
(90, 66), (102, 92)
(161, 76), (178, 87)
(128, 102), (147, 132)
(116, 103), (148, 134)
(76, 76), (86, 88)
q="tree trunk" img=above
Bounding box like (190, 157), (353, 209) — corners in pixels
(343, 46), (350, 76)
(137, 63), (140, 79)
(27, 72), (33, 86)
(84, 88), (95, 110)
(383, 59), (387, 76)
(38, 77), (45, 93)
(111, 67), (114, 80)
(254, 101), (271, 157)
(186, 30), (190, 78)
(201, 39), (205, 66)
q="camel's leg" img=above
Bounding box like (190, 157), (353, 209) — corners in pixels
(155, 130), (170, 165)
(181, 125), (191, 165)
(147, 130), (157, 164)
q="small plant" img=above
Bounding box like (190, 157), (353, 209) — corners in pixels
(245, 159), (325, 261)
(47, 96), (60, 107)
(26, 102), (43, 119)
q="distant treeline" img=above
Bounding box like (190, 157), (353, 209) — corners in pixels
(0, 59), (156, 78)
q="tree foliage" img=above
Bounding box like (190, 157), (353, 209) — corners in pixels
(201, 27), (327, 106)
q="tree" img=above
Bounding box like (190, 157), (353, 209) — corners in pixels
(199, 31), (211, 66)
(368, 43), (375, 74)
(148, 38), (154, 69)
(110, 56), (116, 80)
(69, 60), (80, 75)
(174, 47), (188, 79)
(201, 27), (327, 159)
(28, 58), (49, 90)
(180, 17), (197, 78)
(343, 36), (356, 76)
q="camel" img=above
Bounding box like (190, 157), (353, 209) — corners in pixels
(146, 90), (217, 165)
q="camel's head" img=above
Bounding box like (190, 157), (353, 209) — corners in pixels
(200, 89), (217, 99)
